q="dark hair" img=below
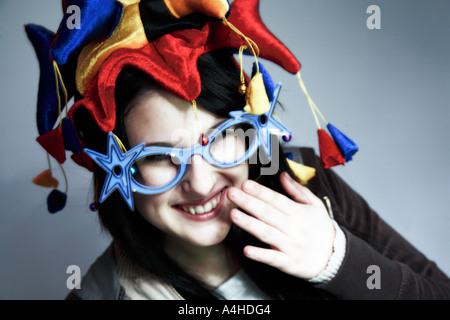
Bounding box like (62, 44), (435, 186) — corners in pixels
(75, 49), (334, 299)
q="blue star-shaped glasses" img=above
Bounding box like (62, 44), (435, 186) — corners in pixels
(84, 83), (291, 210)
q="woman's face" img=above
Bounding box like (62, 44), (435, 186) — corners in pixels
(124, 89), (248, 248)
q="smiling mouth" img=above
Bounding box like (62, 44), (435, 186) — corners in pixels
(175, 189), (224, 215)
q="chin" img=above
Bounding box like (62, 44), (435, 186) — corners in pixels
(182, 222), (232, 248)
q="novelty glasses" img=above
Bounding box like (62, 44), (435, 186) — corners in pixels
(84, 83), (291, 210)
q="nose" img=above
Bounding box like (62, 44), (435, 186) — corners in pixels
(180, 154), (216, 196)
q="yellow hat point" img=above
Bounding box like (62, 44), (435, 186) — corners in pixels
(243, 72), (270, 115)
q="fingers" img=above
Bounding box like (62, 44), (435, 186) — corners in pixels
(230, 208), (290, 252)
(243, 179), (294, 210)
(280, 172), (316, 205)
(226, 173), (333, 278)
(228, 187), (288, 231)
(243, 245), (288, 271)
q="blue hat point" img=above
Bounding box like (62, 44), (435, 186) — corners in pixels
(62, 117), (82, 154)
(327, 123), (359, 162)
(49, 0), (123, 65)
(25, 24), (77, 136)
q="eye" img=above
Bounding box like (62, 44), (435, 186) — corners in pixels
(131, 153), (180, 188)
(143, 154), (173, 163)
(209, 123), (257, 165)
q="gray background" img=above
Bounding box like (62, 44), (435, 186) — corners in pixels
(0, 0), (448, 299)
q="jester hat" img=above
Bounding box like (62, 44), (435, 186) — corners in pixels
(27, 0), (357, 213)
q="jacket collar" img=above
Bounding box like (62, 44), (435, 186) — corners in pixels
(73, 243), (126, 300)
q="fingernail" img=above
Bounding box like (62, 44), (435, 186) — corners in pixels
(228, 188), (238, 199)
(243, 180), (255, 192)
(231, 209), (240, 220)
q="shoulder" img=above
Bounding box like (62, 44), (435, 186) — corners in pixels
(65, 243), (126, 300)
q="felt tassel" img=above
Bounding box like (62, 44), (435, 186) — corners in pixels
(47, 189), (67, 214)
(36, 126), (66, 164)
(286, 159), (316, 185)
(327, 123), (359, 162)
(62, 117), (82, 154)
(244, 73), (271, 115)
(318, 129), (345, 169)
(252, 62), (275, 101)
(71, 153), (95, 172)
(32, 169), (59, 188)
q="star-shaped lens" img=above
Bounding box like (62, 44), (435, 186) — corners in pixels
(84, 133), (144, 210)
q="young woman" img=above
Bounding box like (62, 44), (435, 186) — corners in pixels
(27, 0), (450, 300)
(68, 49), (450, 300)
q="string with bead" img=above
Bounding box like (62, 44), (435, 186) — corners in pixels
(222, 16), (260, 95)
(191, 100), (209, 146)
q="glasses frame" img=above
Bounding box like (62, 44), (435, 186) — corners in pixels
(130, 113), (261, 195)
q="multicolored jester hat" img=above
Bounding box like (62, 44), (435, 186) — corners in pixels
(26, 0), (358, 213)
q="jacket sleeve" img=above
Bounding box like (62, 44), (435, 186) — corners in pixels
(298, 148), (450, 299)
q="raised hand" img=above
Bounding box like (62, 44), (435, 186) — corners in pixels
(227, 172), (336, 280)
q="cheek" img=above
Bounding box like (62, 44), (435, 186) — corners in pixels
(214, 163), (249, 189)
(131, 164), (249, 239)
(231, 163), (249, 183)
(133, 193), (172, 232)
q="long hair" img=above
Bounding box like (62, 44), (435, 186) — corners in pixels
(73, 49), (334, 300)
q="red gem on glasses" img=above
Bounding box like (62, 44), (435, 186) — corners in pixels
(201, 134), (209, 146)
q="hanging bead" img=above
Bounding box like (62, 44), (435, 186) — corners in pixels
(238, 83), (247, 95)
(201, 134), (209, 146)
(282, 134), (292, 142)
(89, 202), (98, 212)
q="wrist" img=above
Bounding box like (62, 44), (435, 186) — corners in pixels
(308, 220), (346, 284)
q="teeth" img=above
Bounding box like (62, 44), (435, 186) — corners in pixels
(180, 192), (222, 215)
(203, 202), (212, 213)
(195, 206), (205, 214)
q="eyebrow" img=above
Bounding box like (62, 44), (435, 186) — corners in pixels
(143, 119), (229, 148)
